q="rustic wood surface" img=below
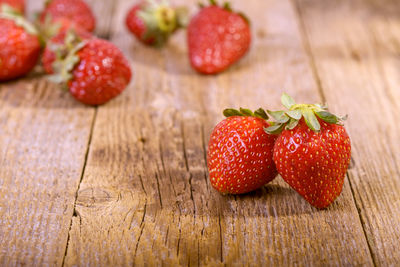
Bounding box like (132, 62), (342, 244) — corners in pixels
(0, 0), (399, 266)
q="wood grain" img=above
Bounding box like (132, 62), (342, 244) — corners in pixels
(0, 0), (114, 266)
(63, 0), (374, 265)
(0, 79), (94, 266)
(295, 0), (400, 264)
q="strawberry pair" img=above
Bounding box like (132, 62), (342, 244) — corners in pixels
(207, 94), (351, 208)
(125, 0), (251, 74)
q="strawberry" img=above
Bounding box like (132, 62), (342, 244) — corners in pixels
(125, 0), (187, 47)
(48, 31), (132, 105)
(0, 0), (24, 13)
(0, 5), (41, 81)
(207, 108), (277, 194)
(266, 93), (351, 208)
(39, 0), (96, 33)
(187, 0), (251, 74)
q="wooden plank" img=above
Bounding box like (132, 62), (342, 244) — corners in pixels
(0, 1), (116, 266)
(0, 80), (94, 266)
(64, 0), (373, 265)
(295, 0), (400, 264)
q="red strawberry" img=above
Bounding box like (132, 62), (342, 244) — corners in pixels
(207, 108), (277, 194)
(0, 5), (41, 81)
(39, 0), (96, 33)
(187, 0), (251, 74)
(125, 0), (187, 46)
(266, 93), (351, 208)
(48, 32), (132, 105)
(0, 0), (24, 13)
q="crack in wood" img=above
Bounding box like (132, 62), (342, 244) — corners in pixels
(134, 223), (145, 258)
(346, 173), (377, 267)
(180, 122), (197, 217)
(218, 214), (223, 263)
(154, 172), (163, 209)
(138, 174), (147, 196)
(61, 108), (98, 267)
(176, 215), (182, 257)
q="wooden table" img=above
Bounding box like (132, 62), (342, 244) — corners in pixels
(1, 0), (399, 265)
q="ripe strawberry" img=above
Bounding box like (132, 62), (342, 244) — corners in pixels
(0, 5), (41, 81)
(266, 93), (351, 208)
(187, 0), (251, 74)
(39, 0), (96, 33)
(207, 108), (277, 194)
(0, 0), (24, 13)
(48, 32), (132, 105)
(125, 0), (187, 46)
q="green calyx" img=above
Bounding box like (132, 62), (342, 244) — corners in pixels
(138, 0), (188, 47)
(265, 93), (347, 134)
(223, 107), (269, 120)
(48, 30), (87, 87)
(204, 0), (230, 10)
(37, 14), (62, 43)
(0, 4), (38, 35)
(199, 0), (250, 25)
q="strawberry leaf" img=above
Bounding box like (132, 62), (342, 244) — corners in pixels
(267, 110), (284, 120)
(223, 108), (242, 117)
(281, 93), (296, 109)
(267, 110), (289, 123)
(254, 108), (269, 120)
(286, 118), (299, 130)
(223, 2), (232, 11)
(315, 111), (339, 124)
(286, 109), (301, 120)
(239, 107), (253, 116)
(302, 109), (320, 131)
(264, 124), (284, 134)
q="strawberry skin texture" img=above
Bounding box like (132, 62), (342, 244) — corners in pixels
(0, 18), (40, 81)
(126, 3), (155, 45)
(68, 38), (132, 105)
(207, 116), (277, 194)
(40, 0), (96, 33)
(0, 0), (24, 13)
(188, 5), (251, 74)
(42, 27), (93, 74)
(274, 119), (351, 208)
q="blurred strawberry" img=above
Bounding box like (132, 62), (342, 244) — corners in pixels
(126, 0), (187, 46)
(0, 5), (40, 81)
(39, 0), (96, 33)
(47, 31), (132, 105)
(188, 0), (251, 74)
